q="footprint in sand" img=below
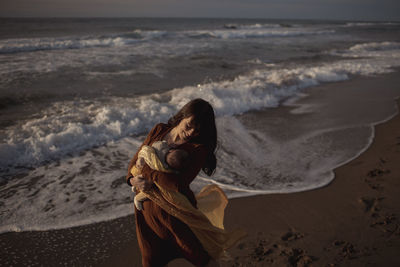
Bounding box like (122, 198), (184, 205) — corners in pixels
(281, 229), (304, 242)
(370, 213), (400, 235)
(358, 196), (400, 235)
(365, 163), (391, 191)
(367, 168), (390, 177)
(332, 241), (361, 261)
(242, 231), (315, 266)
(358, 197), (383, 213)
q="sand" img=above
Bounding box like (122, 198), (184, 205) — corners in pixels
(217, 98), (400, 267)
(1, 74), (399, 266)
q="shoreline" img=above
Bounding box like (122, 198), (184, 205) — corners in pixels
(1, 80), (400, 267)
(1, 74), (398, 235)
(216, 98), (400, 266)
(2, 70), (398, 235)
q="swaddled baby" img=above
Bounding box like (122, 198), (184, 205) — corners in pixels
(131, 140), (189, 210)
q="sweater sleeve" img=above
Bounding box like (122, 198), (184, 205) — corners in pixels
(125, 124), (162, 185)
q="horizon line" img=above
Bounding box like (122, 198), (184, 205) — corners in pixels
(0, 16), (399, 23)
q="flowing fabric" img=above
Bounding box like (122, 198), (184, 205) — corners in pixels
(130, 145), (246, 260)
(196, 185), (228, 230)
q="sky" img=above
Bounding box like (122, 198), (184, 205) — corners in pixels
(1, 0), (399, 21)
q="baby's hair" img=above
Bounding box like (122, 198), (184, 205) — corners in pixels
(166, 149), (189, 170)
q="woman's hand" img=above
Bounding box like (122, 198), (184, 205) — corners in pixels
(135, 157), (145, 170)
(129, 175), (153, 191)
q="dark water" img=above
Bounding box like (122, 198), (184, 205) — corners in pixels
(0, 18), (399, 233)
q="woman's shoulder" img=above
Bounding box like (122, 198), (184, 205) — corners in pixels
(143, 123), (171, 145)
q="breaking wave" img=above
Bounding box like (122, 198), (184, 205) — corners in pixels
(1, 42), (400, 171)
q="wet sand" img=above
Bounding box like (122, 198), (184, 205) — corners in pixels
(1, 75), (399, 267)
(217, 98), (400, 267)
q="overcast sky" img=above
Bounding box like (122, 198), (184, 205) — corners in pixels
(1, 0), (399, 21)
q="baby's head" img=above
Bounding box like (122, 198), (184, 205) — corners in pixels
(165, 149), (189, 171)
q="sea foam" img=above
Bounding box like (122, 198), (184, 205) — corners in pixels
(1, 41), (400, 234)
(188, 27), (334, 39)
(1, 42), (400, 172)
(0, 30), (167, 54)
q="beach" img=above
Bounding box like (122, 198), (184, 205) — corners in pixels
(1, 71), (399, 266)
(1, 18), (400, 266)
(220, 112), (400, 265)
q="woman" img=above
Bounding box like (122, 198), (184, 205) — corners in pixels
(126, 98), (218, 266)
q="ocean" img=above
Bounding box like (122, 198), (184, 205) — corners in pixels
(0, 18), (399, 233)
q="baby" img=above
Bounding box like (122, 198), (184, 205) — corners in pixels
(131, 140), (189, 210)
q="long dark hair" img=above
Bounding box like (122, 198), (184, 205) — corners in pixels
(168, 98), (217, 176)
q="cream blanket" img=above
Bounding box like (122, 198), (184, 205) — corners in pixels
(130, 145), (246, 260)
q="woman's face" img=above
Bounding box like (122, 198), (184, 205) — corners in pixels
(175, 116), (199, 142)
